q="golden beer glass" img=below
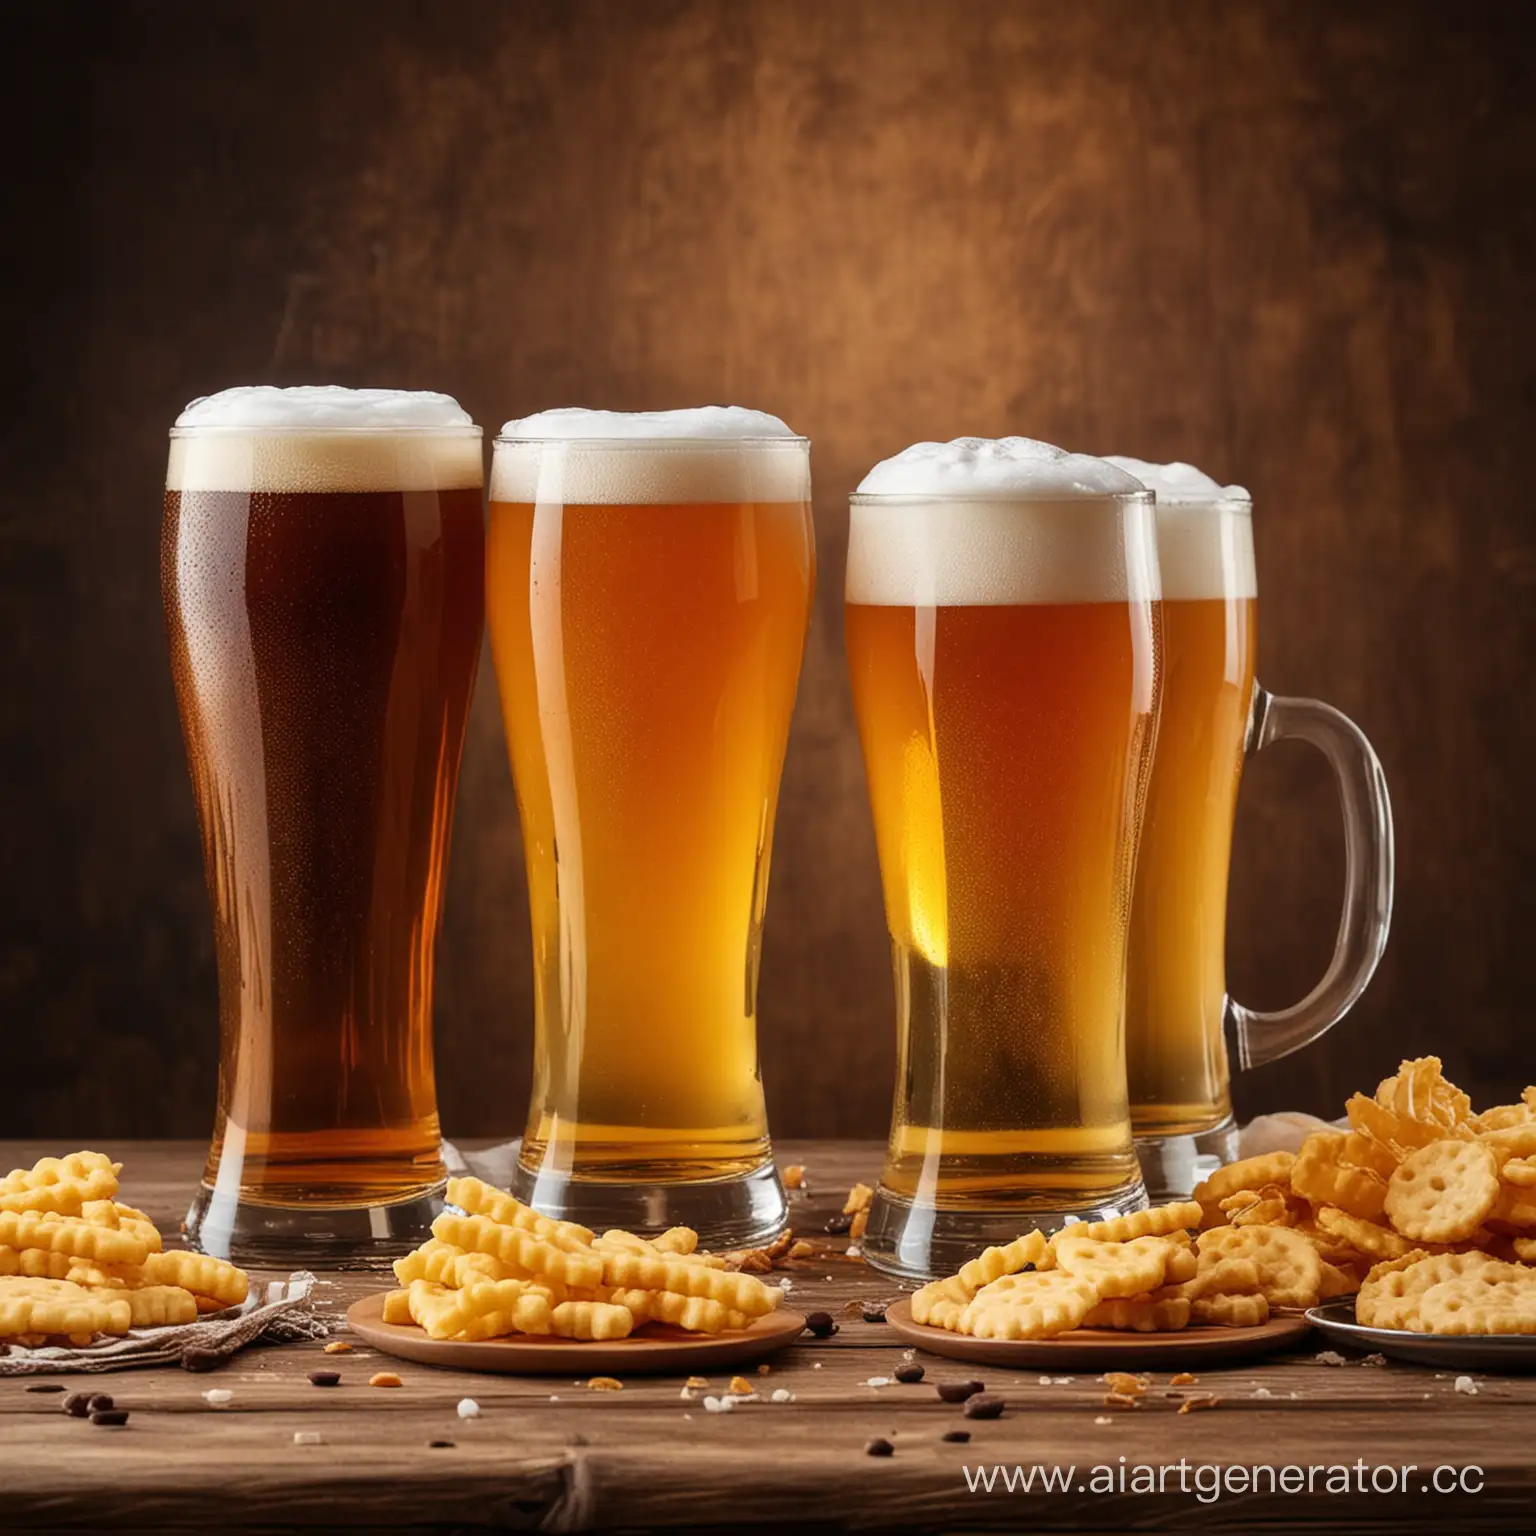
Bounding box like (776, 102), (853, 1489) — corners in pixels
(164, 387), (484, 1263)
(1108, 459), (1394, 1200)
(487, 408), (813, 1245)
(846, 438), (1162, 1278)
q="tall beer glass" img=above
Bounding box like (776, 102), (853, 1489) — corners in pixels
(846, 438), (1161, 1278)
(487, 408), (813, 1245)
(163, 387), (484, 1262)
(1107, 458), (1394, 1199)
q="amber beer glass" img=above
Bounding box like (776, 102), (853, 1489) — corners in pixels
(1107, 459), (1395, 1200)
(487, 408), (813, 1244)
(845, 438), (1161, 1279)
(163, 387), (484, 1262)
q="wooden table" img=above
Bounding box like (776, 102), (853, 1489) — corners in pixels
(2, 1141), (1533, 1531)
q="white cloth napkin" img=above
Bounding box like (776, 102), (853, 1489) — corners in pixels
(0, 1272), (326, 1377)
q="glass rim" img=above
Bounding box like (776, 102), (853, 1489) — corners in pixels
(168, 424), (484, 439)
(1150, 492), (1254, 510)
(492, 434), (809, 449)
(849, 487), (1154, 507)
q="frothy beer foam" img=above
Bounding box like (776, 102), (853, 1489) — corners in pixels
(167, 386), (483, 494)
(847, 437), (1159, 608)
(1102, 455), (1256, 602)
(491, 407), (809, 505)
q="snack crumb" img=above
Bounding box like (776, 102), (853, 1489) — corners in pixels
(845, 1245), (863, 1258)
(1178, 1393), (1221, 1414)
(728, 1376), (753, 1396)
(685, 1376), (710, 1388)
(1093, 1415), (1114, 1425)
(456, 1398), (480, 1419)
(323, 1340), (352, 1355)
(1168, 1372), (1198, 1387)
(202, 1388), (233, 1407)
(1251, 1386), (1273, 1399)
(1454, 1376), (1479, 1396)
(1102, 1372), (1146, 1397)
(865, 1376), (892, 1388)
(783, 1165), (806, 1190)
(368, 1372), (403, 1388)
(587, 1377), (624, 1392)
(1314, 1351), (1346, 1367)
(771, 1388), (794, 1403)
(1361, 1354), (1387, 1367)
(293, 1430), (323, 1445)
(703, 1395), (735, 1414)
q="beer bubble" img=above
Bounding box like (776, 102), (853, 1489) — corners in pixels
(168, 386), (482, 495)
(847, 437), (1160, 608)
(492, 407), (808, 506)
(1101, 456), (1256, 602)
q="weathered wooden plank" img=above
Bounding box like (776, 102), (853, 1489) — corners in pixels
(2, 1142), (1533, 1531)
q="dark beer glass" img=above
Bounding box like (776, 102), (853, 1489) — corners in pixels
(162, 387), (484, 1263)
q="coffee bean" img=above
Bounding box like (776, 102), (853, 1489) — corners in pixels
(179, 1349), (221, 1372)
(963, 1393), (1005, 1420)
(87, 1394), (114, 1414)
(860, 1301), (889, 1324)
(824, 1212), (853, 1235)
(428, 1439), (455, 1449)
(26, 1384), (65, 1394)
(61, 1393), (94, 1418)
(865, 1436), (895, 1457)
(308, 1371), (341, 1387)
(942, 1429), (972, 1443)
(935, 1379), (985, 1403)
(804, 1311), (839, 1338)
(893, 1362), (925, 1384)
(90, 1409), (129, 1427)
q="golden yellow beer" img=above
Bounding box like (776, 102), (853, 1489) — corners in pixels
(845, 440), (1162, 1275)
(1112, 458), (1394, 1200)
(486, 413), (812, 1238)
(1125, 588), (1257, 1138)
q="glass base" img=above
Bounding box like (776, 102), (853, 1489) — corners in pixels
(860, 1176), (1149, 1283)
(1133, 1116), (1239, 1202)
(184, 1180), (447, 1270)
(509, 1157), (788, 1250)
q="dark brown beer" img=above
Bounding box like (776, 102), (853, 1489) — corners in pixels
(163, 424), (483, 1219)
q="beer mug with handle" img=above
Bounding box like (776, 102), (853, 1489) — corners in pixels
(1106, 457), (1394, 1200)
(846, 437), (1162, 1279)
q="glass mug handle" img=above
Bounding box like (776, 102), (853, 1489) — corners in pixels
(1224, 686), (1395, 1072)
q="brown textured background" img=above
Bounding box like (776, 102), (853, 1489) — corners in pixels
(3, 0), (1533, 1143)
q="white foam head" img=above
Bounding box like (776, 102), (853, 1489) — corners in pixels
(491, 407), (809, 505)
(167, 386), (483, 494)
(847, 437), (1158, 606)
(1101, 455), (1256, 600)
(856, 436), (1145, 499)
(1100, 456), (1249, 504)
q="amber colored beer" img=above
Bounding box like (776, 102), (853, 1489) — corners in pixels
(487, 429), (812, 1203)
(845, 488), (1161, 1235)
(1125, 500), (1258, 1138)
(163, 405), (483, 1228)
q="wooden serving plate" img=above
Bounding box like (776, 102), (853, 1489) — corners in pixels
(885, 1296), (1314, 1368)
(346, 1292), (808, 1375)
